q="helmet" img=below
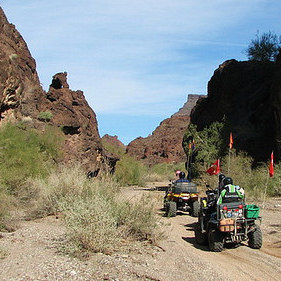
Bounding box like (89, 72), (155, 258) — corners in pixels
(223, 177), (233, 186)
(219, 174), (225, 182)
(179, 171), (186, 179)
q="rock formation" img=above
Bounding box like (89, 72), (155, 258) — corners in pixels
(102, 134), (126, 151)
(0, 7), (116, 175)
(126, 94), (204, 164)
(190, 58), (280, 162)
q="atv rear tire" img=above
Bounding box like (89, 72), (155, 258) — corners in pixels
(194, 223), (208, 245)
(168, 201), (177, 217)
(191, 200), (200, 217)
(208, 228), (224, 252)
(248, 225), (262, 249)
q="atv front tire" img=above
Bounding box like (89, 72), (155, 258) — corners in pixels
(191, 200), (200, 217)
(248, 225), (262, 249)
(208, 228), (224, 252)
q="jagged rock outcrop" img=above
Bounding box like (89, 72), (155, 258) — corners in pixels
(102, 134), (126, 151)
(172, 94), (204, 117)
(126, 94), (204, 164)
(0, 8), (42, 121)
(190, 58), (281, 161)
(0, 7), (116, 175)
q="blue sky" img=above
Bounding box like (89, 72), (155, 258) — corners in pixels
(1, 0), (280, 144)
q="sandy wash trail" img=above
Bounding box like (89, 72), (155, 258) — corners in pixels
(0, 184), (281, 281)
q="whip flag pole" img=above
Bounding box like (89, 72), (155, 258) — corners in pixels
(262, 151), (274, 209)
(228, 133), (233, 175)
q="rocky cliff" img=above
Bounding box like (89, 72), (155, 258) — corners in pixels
(190, 58), (281, 162)
(126, 94), (204, 164)
(0, 7), (116, 175)
(102, 134), (126, 151)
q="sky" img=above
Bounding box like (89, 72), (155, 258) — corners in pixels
(0, 0), (280, 144)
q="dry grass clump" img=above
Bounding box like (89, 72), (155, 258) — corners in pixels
(142, 162), (186, 183)
(60, 193), (120, 254)
(24, 165), (160, 255)
(201, 152), (281, 199)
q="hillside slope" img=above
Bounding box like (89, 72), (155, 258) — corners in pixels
(0, 7), (116, 175)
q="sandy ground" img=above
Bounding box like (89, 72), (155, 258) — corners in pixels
(0, 183), (280, 281)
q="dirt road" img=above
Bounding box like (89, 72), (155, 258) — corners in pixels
(0, 186), (281, 281)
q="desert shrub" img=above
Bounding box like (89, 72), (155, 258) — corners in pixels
(222, 152), (281, 198)
(115, 194), (159, 240)
(183, 121), (229, 179)
(38, 111), (53, 122)
(60, 193), (120, 254)
(9, 53), (18, 60)
(201, 151), (280, 199)
(144, 162), (186, 182)
(0, 123), (63, 228)
(59, 191), (160, 254)
(245, 31), (281, 62)
(101, 139), (126, 157)
(35, 166), (160, 254)
(0, 186), (12, 230)
(24, 164), (90, 218)
(0, 123), (63, 195)
(114, 155), (147, 186)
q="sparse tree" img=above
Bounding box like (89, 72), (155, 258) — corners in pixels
(246, 31), (281, 62)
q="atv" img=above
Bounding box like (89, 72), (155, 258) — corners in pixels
(195, 186), (262, 252)
(164, 181), (199, 217)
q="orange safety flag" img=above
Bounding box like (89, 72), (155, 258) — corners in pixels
(269, 151), (274, 177)
(206, 159), (220, 175)
(229, 133), (233, 149)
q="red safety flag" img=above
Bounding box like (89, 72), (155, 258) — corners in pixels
(269, 151), (274, 177)
(206, 159), (220, 175)
(229, 133), (233, 149)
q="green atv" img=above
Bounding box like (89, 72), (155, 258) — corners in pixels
(195, 187), (262, 252)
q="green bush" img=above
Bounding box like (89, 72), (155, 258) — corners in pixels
(198, 151), (281, 199)
(101, 139), (126, 157)
(144, 162), (186, 182)
(245, 31), (281, 62)
(114, 155), (147, 186)
(0, 123), (63, 229)
(0, 123), (63, 194)
(38, 111), (53, 122)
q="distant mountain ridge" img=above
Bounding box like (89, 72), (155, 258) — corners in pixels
(126, 94), (204, 164)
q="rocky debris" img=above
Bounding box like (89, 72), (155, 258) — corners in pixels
(190, 58), (280, 162)
(0, 7), (116, 175)
(126, 95), (204, 164)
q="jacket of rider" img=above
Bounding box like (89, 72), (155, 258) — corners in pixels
(217, 184), (244, 204)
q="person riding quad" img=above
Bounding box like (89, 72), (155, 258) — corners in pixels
(217, 177), (244, 204)
(218, 174), (226, 191)
(175, 171), (189, 183)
